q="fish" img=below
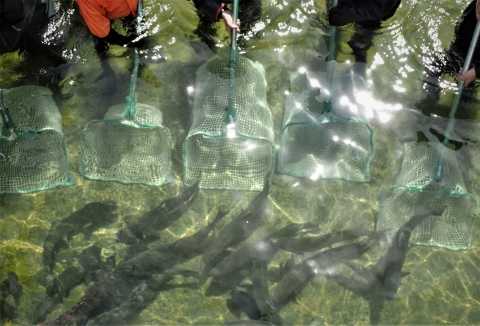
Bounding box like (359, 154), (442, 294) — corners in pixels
(200, 186), (270, 283)
(379, 208), (445, 300)
(0, 272), (23, 324)
(205, 259), (253, 297)
(42, 201), (118, 276)
(209, 218), (322, 278)
(33, 246), (109, 324)
(116, 183), (199, 244)
(251, 253), (288, 325)
(39, 211), (224, 326)
(272, 242), (372, 304)
(230, 290), (262, 320)
(199, 214), (259, 284)
(326, 259), (387, 325)
(267, 255), (297, 284)
(272, 228), (380, 253)
(207, 237), (275, 280)
(269, 218), (323, 239)
(86, 270), (199, 326)
(118, 210), (226, 279)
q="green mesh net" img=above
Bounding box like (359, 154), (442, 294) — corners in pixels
(79, 9), (173, 188)
(278, 71), (374, 182)
(80, 102), (173, 186)
(182, 55), (275, 191)
(377, 142), (478, 250)
(80, 1), (172, 186)
(0, 86), (73, 194)
(377, 23), (480, 250)
(1, 86), (63, 132)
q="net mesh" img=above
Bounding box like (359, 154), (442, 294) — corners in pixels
(80, 103), (173, 186)
(278, 71), (373, 182)
(183, 55), (275, 191)
(103, 103), (163, 127)
(0, 86), (63, 133)
(0, 86), (72, 194)
(377, 142), (478, 250)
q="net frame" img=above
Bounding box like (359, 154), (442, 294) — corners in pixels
(278, 0), (373, 183)
(377, 22), (480, 250)
(278, 71), (374, 182)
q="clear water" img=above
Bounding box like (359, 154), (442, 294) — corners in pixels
(1, 0), (480, 325)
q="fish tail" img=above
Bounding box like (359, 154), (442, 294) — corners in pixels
(212, 210), (227, 225)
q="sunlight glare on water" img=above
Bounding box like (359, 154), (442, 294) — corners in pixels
(1, 0), (480, 325)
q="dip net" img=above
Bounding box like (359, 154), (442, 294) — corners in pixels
(278, 0), (373, 183)
(183, 55), (275, 191)
(278, 70), (373, 182)
(0, 86), (73, 194)
(79, 1), (173, 186)
(377, 142), (477, 250)
(182, 0), (274, 192)
(80, 101), (173, 186)
(377, 22), (480, 250)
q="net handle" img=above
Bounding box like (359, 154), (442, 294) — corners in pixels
(433, 21), (480, 182)
(323, 0), (338, 114)
(226, 0), (239, 127)
(124, 0), (143, 118)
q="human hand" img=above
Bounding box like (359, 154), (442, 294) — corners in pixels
(457, 67), (477, 84)
(477, 0), (480, 20)
(222, 10), (240, 36)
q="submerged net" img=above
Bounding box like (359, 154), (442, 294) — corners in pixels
(0, 86), (73, 194)
(183, 55), (275, 191)
(80, 103), (173, 186)
(278, 71), (373, 182)
(80, 1), (172, 187)
(0, 86), (63, 132)
(378, 23), (480, 250)
(377, 142), (478, 250)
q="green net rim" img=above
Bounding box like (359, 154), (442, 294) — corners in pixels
(377, 184), (479, 251)
(277, 112), (374, 183)
(83, 116), (170, 130)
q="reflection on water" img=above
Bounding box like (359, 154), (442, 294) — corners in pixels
(1, 0), (480, 325)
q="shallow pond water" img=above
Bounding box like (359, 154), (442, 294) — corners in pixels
(1, 0), (480, 325)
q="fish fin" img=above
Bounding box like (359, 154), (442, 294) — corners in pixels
(123, 215), (137, 224)
(291, 294), (300, 305)
(199, 263), (213, 285)
(214, 210), (227, 224)
(57, 239), (70, 251)
(401, 271), (411, 278)
(370, 263), (386, 281)
(169, 269), (201, 279)
(226, 298), (242, 319)
(397, 232), (409, 247)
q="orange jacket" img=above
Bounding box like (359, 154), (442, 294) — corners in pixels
(75, 0), (138, 38)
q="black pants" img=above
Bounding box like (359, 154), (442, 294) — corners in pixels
(329, 0), (401, 28)
(420, 0), (480, 118)
(330, 0), (401, 77)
